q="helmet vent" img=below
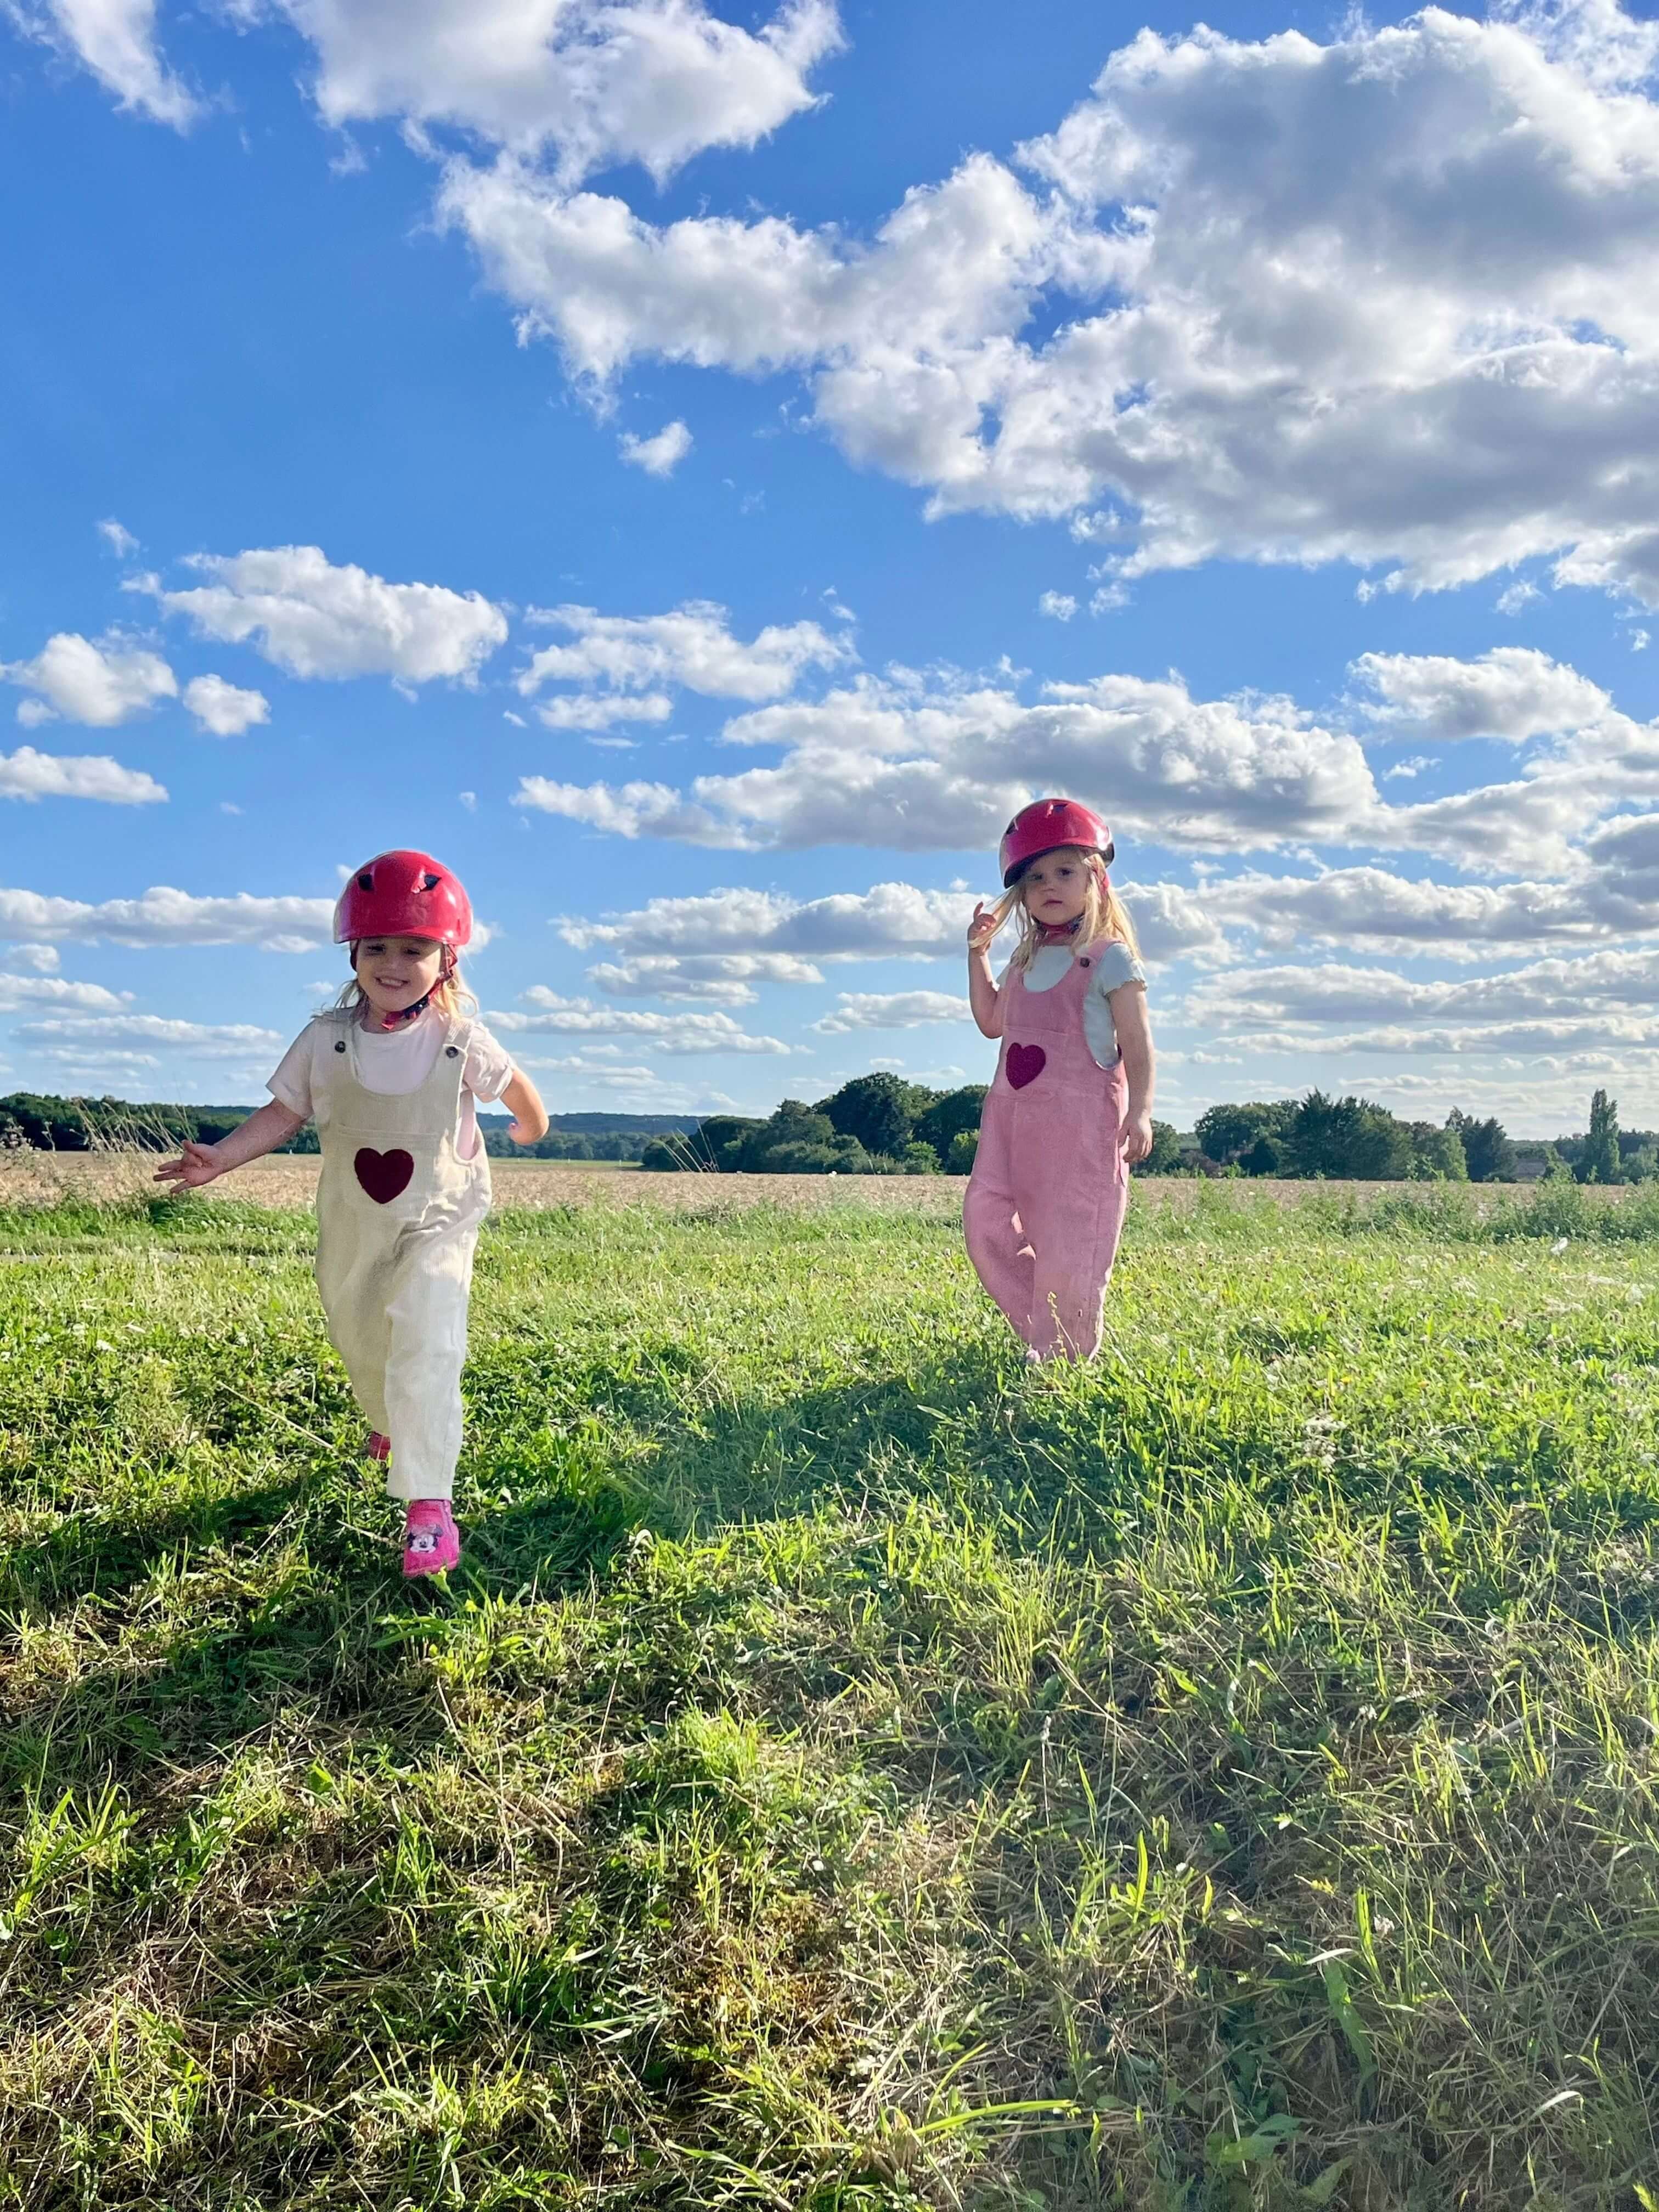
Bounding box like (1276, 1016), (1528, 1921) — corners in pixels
(357, 871), (374, 890)
(421, 872), (441, 891)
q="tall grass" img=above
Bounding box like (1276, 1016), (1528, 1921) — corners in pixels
(1, 1194), (1656, 2208)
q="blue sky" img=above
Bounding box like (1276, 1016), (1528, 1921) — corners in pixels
(3, 0), (1659, 1134)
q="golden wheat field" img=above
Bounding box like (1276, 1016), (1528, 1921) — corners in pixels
(1, 1149), (1636, 1215)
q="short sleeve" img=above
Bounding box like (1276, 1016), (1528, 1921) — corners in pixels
(462, 1021), (515, 1103)
(267, 1028), (317, 1120)
(1091, 940), (1147, 997)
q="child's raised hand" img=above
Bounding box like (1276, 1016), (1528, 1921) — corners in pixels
(966, 901), (1001, 956)
(154, 1139), (223, 1190)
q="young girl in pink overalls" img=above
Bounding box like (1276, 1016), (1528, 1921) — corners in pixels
(964, 799), (1156, 1362)
(156, 850), (549, 1577)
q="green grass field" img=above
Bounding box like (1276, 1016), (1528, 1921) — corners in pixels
(2, 1182), (1657, 2210)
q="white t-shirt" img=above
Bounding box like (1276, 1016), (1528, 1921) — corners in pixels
(1001, 940), (1147, 1069)
(268, 1007), (516, 1160)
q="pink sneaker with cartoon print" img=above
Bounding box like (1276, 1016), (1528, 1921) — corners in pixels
(403, 1499), (460, 1578)
(366, 1431), (391, 1462)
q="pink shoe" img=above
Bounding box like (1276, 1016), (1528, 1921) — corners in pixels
(403, 1499), (460, 1578)
(366, 1431), (391, 1462)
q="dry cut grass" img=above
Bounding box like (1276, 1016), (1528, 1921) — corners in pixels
(5, 1147), (1645, 1217)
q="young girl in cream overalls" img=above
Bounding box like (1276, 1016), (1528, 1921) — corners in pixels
(964, 799), (1156, 1362)
(156, 850), (549, 1576)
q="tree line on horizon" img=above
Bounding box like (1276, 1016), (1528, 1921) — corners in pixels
(2, 1082), (1648, 1184)
(0, 1093), (697, 1163)
(645, 1077), (1652, 1183)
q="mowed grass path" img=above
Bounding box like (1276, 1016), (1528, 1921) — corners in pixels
(1, 1187), (1657, 2210)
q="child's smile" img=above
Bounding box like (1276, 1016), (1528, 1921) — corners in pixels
(355, 935), (444, 1020)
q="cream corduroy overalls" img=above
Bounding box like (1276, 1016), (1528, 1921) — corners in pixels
(311, 1011), (492, 1500)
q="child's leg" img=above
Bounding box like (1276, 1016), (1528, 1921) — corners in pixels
(1025, 1176), (1128, 1362)
(963, 1105), (1037, 1348)
(314, 1246), (392, 1437)
(380, 1224), (479, 1500)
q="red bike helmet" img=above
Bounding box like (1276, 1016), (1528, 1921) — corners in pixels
(332, 850), (472, 947)
(1000, 798), (1114, 887)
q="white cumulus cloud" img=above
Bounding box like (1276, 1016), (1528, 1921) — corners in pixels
(274, 0), (842, 183)
(15, 1014), (286, 1056)
(811, 989), (970, 1033)
(183, 674), (271, 736)
(2, 631), (176, 726)
(154, 546), (508, 683)
(1349, 648), (1613, 743)
(489, 988), (790, 1053)
(0, 884), (335, 948)
(0, 747), (166, 804)
(518, 671), (1380, 857)
(0, 973), (125, 1011)
(517, 598), (851, 701)
(441, 0), (1659, 606)
(560, 873), (1226, 967)
(534, 690), (673, 730)
(7, 0), (198, 126)
(97, 516), (139, 557)
(588, 951), (823, 1003)
(619, 419), (692, 475)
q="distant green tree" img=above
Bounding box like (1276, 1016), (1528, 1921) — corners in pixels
(1240, 1132), (1286, 1177)
(816, 1073), (914, 1160)
(1194, 1099), (1293, 1167)
(759, 1136), (872, 1174)
(1409, 1120), (1469, 1181)
(1286, 1091), (1413, 1180)
(687, 1115), (764, 1171)
(1578, 1089), (1622, 1184)
(1143, 1120), (1185, 1173)
(913, 1086), (986, 1159)
(901, 1141), (941, 1174)
(1448, 1109), (1516, 1183)
(946, 1129), (979, 1173)
(741, 1101), (836, 1171)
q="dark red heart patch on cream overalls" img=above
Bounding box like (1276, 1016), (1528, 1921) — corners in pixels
(354, 1147), (415, 1204)
(1006, 1043), (1047, 1090)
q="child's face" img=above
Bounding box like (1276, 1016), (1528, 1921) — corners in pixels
(1020, 849), (1093, 927)
(354, 936), (444, 1018)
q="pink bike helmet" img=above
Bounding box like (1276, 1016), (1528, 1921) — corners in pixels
(999, 798), (1114, 888)
(332, 850), (472, 947)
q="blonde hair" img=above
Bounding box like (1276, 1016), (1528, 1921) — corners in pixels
(986, 848), (1141, 972)
(334, 940), (477, 1022)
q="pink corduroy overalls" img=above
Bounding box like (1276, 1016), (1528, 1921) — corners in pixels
(963, 939), (1129, 1361)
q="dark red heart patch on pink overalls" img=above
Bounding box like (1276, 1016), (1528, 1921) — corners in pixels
(354, 1147), (414, 1204)
(1006, 1044), (1047, 1090)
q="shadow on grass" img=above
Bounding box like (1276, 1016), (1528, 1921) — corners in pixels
(10, 1304), (1659, 1815)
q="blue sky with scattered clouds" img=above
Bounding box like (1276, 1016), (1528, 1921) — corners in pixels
(3, 0), (1659, 1133)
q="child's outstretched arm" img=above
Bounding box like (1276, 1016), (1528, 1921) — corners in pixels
(1111, 984), (1155, 1164)
(967, 902), (1005, 1037)
(154, 1100), (307, 1189)
(500, 1068), (550, 1146)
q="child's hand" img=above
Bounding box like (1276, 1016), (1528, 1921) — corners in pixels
(154, 1140), (223, 1189)
(967, 901), (1001, 956)
(1121, 1110), (1154, 1166)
